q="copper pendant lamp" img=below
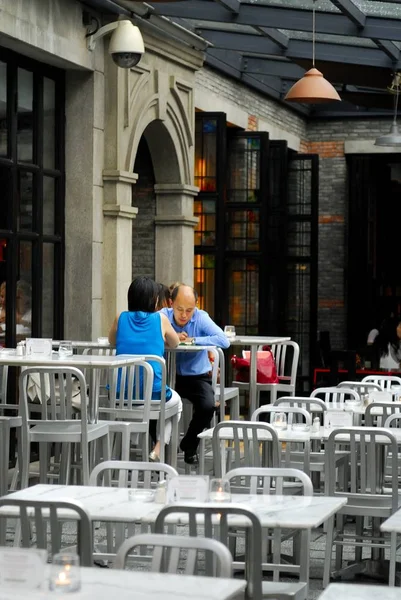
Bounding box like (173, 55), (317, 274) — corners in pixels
(284, 0), (340, 103)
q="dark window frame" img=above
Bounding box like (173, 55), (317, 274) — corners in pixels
(0, 46), (65, 348)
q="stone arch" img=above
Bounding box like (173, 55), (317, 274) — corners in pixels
(125, 95), (192, 185)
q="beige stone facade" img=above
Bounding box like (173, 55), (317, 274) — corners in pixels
(0, 0), (204, 340)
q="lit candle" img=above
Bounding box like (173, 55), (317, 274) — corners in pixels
(54, 570), (71, 588)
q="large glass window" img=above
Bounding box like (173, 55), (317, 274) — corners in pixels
(0, 46), (64, 349)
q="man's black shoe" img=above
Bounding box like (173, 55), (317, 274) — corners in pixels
(183, 451), (199, 465)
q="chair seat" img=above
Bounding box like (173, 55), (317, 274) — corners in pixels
(215, 386), (239, 401)
(29, 421), (109, 443)
(262, 580), (307, 600)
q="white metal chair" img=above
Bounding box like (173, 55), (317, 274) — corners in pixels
(19, 366), (110, 487)
(251, 405), (311, 476)
(310, 386), (360, 408)
(365, 402), (401, 427)
(233, 341), (300, 410)
(155, 503), (307, 600)
(113, 533), (233, 577)
(323, 427), (400, 587)
(99, 359), (154, 463)
(89, 460), (178, 488)
(89, 460), (178, 563)
(224, 467), (312, 582)
(272, 396), (347, 493)
(361, 375), (401, 390)
(337, 381), (382, 394)
(104, 355), (179, 467)
(273, 396), (327, 419)
(224, 466), (313, 496)
(214, 347), (240, 421)
(0, 497), (93, 565)
(211, 420), (280, 477)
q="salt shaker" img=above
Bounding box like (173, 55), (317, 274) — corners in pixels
(154, 481), (166, 504)
(312, 417), (320, 433)
(16, 341), (25, 356)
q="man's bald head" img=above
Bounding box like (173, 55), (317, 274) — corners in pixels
(172, 285), (198, 327)
(171, 284), (198, 303)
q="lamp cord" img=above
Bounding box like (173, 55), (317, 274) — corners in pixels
(312, 0), (316, 67)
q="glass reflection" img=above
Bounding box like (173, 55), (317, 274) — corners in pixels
(43, 78), (55, 169)
(42, 244), (54, 337)
(0, 62), (7, 157)
(17, 69), (33, 163)
(43, 177), (55, 235)
(18, 241), (32, 339)
(18, 171), (33, 231)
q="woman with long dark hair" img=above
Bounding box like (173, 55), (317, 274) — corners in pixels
(109, 276), (182, 461)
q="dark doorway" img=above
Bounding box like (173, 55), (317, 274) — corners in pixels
(347, 154), (401, 349)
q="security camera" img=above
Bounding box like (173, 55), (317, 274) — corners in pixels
(87, 20), (145, 69)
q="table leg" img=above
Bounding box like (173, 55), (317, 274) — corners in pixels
(88, 368), (101, 424)
(166, 353), (176, 389)
(249, 345), (258, 418)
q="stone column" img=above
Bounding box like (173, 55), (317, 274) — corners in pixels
(154, 184), (199, 287)
(102, 169), (138, 330)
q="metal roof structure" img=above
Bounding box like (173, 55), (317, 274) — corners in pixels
(145, 0), (401, 118)
(84, 0), (401, 118)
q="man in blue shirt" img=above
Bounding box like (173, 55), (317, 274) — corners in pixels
(161, 284), (230, 464)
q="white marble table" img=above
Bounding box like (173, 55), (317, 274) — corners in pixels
(0, 351), (145, 422)
(1, 484), (346, 530)
(0, 566), (246, 600)
(230, 336), (291, 416)
(318, 583), (400, 600)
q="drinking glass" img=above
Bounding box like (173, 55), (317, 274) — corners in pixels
(49, 553), (80, 593)
(58, 341), (73, 359)
(272, 411), (287, 430)
(209, 478), (231, 502)
(224, 325), (236, 339)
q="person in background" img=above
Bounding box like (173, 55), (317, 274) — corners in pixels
(161, 284), (230, 464)
(108, 276), (182, 462)
(155, 283), (170, 311)
(0, 280), (32, 335)
(168, 281), (182, 307)
(374, 316), (401, 369)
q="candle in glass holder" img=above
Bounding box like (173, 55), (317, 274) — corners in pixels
(209, 478), (231, 502)
(49, 553), (80, 593)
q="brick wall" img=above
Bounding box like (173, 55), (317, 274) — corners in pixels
(302, 119), (393, 351)
(196, 67), (307, 138)
(132, 136), (156, 280)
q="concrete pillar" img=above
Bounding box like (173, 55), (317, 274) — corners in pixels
(102, 169), (138, 330)
(154, 184), (199, 287)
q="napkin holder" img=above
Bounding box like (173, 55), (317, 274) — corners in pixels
(26, 338), (53, 358)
